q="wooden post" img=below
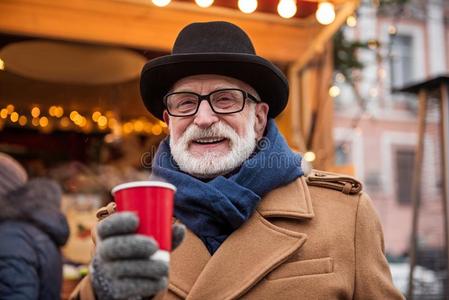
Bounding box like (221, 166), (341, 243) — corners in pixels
(440, 82), (449, 299)
(407, 89), (427, 300)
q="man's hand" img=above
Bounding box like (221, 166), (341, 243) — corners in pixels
(91, 212), (185, 300)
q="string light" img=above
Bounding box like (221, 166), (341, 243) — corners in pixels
(0, 109), (7, 119)
(108, 118), (118, 129)
(49, 106), (58, 116)
(238, 0), (258, 14)
(388, 25), (397, 35)
(304, 151), (316, 162)
(134, 120), (144, 132)
(152, 124), (163, 136)
(18, 115), (27, 126)
(97, 116), (108, 127)
(195, 0), (213, 8)
(32, 118), (39, 127)
(335, 73), (346, 83)
(277, 0), (297, 19)
(6, 104), (14, 114)
(31, 107), (41, 118)
(92, 111), (101, 122)
(0, 104), (164, 136)
(56, 106), (64, 118)
(39, 116), (49, 127)
(329, 85), (341, 97)
(152, 0), (170, 7)
(346, 14), (357, 27)
(70, 111), (79, 121)
(60, 117), (70, 128)
(316, 2), (335, 25)
(123, 122), (134, 135)
(10, 112), (19, 123)
(144, 123), (153, 134)
(0, 58), (4, 71)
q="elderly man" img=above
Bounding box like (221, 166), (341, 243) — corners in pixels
(71, 21), (404, 300)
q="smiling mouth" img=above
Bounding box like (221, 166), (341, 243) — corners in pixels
(192, 137), (227, 145)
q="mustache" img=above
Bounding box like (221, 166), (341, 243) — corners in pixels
(182, 122), (236, 142)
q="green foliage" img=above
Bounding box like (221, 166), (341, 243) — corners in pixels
(333, 30), (370, 83)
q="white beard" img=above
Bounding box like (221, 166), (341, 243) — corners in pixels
(170, 110), (257, 178)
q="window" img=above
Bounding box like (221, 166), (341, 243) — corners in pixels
(395, 148), (415, 204)
(335, 143), (352, 165)
(389, 34), (414, 88)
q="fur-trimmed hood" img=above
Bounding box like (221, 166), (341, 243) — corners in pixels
(0, 178), (69, 246)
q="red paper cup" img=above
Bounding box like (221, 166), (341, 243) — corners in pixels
(111, 181), (176, 262)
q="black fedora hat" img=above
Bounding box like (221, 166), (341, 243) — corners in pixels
(140, 21), (289, 120)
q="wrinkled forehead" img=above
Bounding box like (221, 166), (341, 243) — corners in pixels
(170, 74), (260, 98)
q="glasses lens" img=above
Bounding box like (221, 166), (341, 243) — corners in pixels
(210, 89), (244, 113)
(166, 93), (199, 116)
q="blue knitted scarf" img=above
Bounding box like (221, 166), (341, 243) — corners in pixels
(152, 119), (303, 253)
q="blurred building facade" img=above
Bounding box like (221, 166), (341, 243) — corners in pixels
(333, 0), (449, 263)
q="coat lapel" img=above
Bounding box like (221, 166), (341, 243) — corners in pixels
(182, 177), (314, 300)
(168, 228), (211, 298)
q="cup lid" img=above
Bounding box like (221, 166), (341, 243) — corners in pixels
(111, 180), (176, 195)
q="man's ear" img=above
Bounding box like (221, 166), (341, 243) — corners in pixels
(254, 103), (269, 139)
(162, 110), (170, 127)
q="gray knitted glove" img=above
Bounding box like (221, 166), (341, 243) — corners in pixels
(91, 212), (185, 300)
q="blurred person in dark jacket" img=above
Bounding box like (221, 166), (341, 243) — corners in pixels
(0, 153), (70, 299)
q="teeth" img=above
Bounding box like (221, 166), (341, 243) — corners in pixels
(194, 137), (224, 144)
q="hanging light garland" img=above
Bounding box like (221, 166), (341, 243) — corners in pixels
(148, 0), (336, 24)
(315, 1), (336, 25)
(195, 0), (214, 8)
(277, 0), (297, 19)
(0, 103), (168, 137)
(152, 0), (171, 7)
(238, 0), (258, 14)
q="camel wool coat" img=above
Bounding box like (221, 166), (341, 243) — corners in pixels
(71, 170), (404, 300)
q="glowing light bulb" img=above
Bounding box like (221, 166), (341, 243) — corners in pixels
(388, 25), (397, 35)
(60, 117), (70, 128)
(134, 120), (144, 132)
(0, 58), (4, 71)
(152, 124), (163, 136)
(335, 73), (345, 83)
(304, 151), (316, 162)
(70, 111), (79, 121)
(329, 85), (340, 97)
(238, 0), (258, 14)
(55, 106), (64, 118)
(0, 109), (7, 119)
(152, 0), (171, 7)
(97, 116), (108, 127)
(6, 104), (14, 113)
(316, 2), (335, 25)
(123, 122), (134, 135)
(277, 0), (297, 19)
(49, 106), (57, 116)
(92, 111), (101, 122)
(346, 15), (357, 27)
(19, 115), (27, 126)
(39, 116), (49, 127)
(31, 107), (41, 118)
(195, 0), (213, 8)
(10, 112), (19, 123)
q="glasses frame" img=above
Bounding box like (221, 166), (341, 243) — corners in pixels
(163, 88), (261, 117)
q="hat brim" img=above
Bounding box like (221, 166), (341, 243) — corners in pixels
(140, 53), (289, 120)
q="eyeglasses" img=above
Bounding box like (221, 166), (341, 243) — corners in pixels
(163, 88), (260, 117)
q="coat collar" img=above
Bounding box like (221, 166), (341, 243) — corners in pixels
(256, 176), (314, 219)
(168, 176), (313, 300)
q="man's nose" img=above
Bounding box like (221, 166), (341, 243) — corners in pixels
(193, 100), (219, 129)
